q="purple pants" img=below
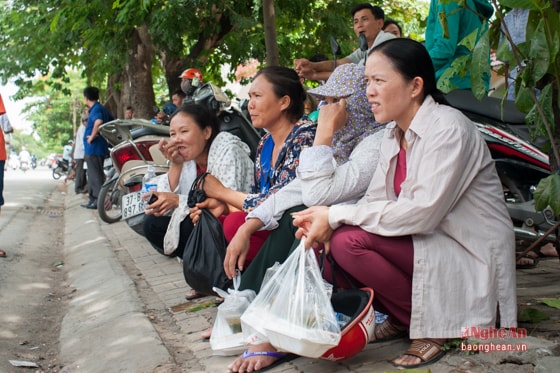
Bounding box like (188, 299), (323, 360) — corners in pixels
(322, 225), (414, 327)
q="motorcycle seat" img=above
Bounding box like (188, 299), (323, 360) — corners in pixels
(131, 125), (170, 140)
(445, 89), (526, 124)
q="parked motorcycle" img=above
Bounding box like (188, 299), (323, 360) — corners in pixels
(119, 82), (261, 236)
(52, 158), (70, 180)
(98, 118), (170, 225)
(445, 90), (555, 250)
(97, 161), (122, 223)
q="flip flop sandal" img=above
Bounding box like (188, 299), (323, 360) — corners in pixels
(229, 350), (298, 373)
(392, 338), (446, 369)
(185, 290), (206, 301)
(516, 255), (539, 269)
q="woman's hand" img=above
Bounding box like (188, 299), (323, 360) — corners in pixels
(292, 206), (333, 252)
(143, 192), (179, 216)
(188, 197), (227, 224)
(223, 224), (252, 278)
(314, 98), (348, 146)
(294, 58), (313, 79)
(158, 138), (183, 165)
(202, 174), (226, 198)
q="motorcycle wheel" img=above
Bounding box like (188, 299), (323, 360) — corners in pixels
(97, 178), (125, 224)
(52, 167), (63, 180)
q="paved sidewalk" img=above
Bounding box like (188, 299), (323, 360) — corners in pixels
(60, 189), (560, 372)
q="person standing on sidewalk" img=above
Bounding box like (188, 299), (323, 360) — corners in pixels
(82, 86), (113, 209)
(73, 114), (88, 194)
(0, 93), (14, 258)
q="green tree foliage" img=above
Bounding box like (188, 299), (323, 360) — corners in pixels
(488, 1), (560, 215)
(0, 0), (428, 136)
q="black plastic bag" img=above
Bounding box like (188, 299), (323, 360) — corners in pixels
(183, 173), (232, 295)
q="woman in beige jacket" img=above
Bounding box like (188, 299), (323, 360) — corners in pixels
(293, 38), (516, 369)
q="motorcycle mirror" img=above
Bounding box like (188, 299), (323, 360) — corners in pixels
(329, 36), (342, 71)
(359, 32), (368, 52)
(358, 32), (369, 64)
(329, 36), (342, 58)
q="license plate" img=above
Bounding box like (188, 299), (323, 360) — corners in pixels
(122, 191), (145, 219)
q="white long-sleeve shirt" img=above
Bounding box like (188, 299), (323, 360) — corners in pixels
(160, 131), (254, 253)
(247, 130), (384, 230)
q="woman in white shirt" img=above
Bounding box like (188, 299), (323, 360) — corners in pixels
(292, 38), (516, 369)
(143, 103), (253, 262)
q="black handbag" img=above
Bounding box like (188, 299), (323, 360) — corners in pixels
(183, 173), (232, 295)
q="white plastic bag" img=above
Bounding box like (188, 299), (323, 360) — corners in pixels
(210, 272), (256, 356)
(241, 240), (341, 358)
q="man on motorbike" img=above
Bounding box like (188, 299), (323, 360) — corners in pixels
(294, 3), (395, 82)
(62, 140), (73, 163)
(30, 154), (37, 168)
(19, 146), (31, 170)
(179, 68), (203, 104)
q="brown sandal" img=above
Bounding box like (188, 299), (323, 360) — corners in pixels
(0, 249), (6, 258)
(369, 319), (407, 343)
(392, 338), (446, 368)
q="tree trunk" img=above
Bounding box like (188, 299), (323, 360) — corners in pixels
(263, 0), (279, 66)
(105, 72), (122, 118)
(161, 5), (235, 97)
(107, 24), (156, 120)
(161, 53), (186, 100)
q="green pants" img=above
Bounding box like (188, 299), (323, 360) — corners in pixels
(239, 205), (306, 292)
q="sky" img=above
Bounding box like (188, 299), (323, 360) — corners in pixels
(0, 81), (33, 133)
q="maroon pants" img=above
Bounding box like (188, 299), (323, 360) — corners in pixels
(222, 211), (270, 266)
(324, 225), (414, 327)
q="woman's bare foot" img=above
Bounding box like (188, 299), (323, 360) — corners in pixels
(540, 243), (559, 257)
(227, 342), (286, 373)
(201, 327), (212, 339)
(185, 289), (206, 301)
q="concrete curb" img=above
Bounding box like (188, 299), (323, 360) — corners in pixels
(59, 193), (172, 372)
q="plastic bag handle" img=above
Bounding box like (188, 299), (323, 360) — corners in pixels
(212, 269), (241, 299)
(232, 269), (241, 291)
(187, 172), (209, 207)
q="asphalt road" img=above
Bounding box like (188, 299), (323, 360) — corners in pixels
(0, 166), (66, 372)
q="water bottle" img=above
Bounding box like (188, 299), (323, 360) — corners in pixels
(142, 165), (157, 207)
